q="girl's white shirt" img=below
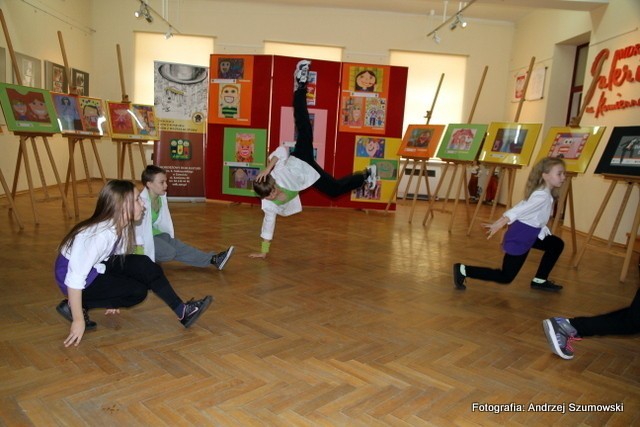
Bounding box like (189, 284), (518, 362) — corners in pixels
(260, 146), (320, 240)
(61, 221), (127, 290)
(503, 187), (553, 240)
(135, 187), (174, 262)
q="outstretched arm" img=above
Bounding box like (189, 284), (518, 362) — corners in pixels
(249, 239), (271, 259)
(481, 216), (509, 240)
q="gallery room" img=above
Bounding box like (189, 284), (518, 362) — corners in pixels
(0, 0), (639, 424)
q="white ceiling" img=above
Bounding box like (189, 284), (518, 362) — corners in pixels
(220, 0), (609, 23)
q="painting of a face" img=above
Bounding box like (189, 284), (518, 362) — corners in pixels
(28, 98), (47, 118)
(356, 71), (376, 91)
(366, 139), (380, 156)
(12, 101), (27, 117)
(222, 86), (239, 106)
(220, 61), (231, 74)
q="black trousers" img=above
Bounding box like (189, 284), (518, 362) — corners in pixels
(82, 255), (183, 311)
(290, 86), (365, 197)
(465, 235), (564, 284)
(571, 288), (640, 336)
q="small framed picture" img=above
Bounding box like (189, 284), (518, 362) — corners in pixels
(45, 61), (68, 93)
(0, 82), (59, 133)
(478, 122), (542, 166)
(106, 101), (159, 141)
(13, 52), (42, 88)
(436, 123), (488, 162)
(534, 126), (606, 173)
(397, 124), (445, 159)
(71, 68), (89, 95)
(594, 126), (640, 177)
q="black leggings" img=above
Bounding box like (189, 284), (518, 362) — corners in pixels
(290, 86), (365, 197)
(82, 255), (183, 311)
(465, 235), (564, 284)
(571, 288), (640, 336)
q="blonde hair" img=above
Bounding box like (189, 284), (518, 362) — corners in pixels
(524, 157), (566, 200)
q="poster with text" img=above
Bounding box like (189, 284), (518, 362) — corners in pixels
(222, 127), (267, 197)
(279, 106), (327, 169)
(351, 136), (401, 202)
(209, 55), (254, 125)
(339, 63), (390, 134)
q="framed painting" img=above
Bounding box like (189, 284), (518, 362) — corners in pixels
(397, 124), (445, 159)
(45, 61), (68, 93)
(77, 96), (109, 136)
(352, 136), (401, 203)
(594, 126), (640, 177)
(13, 52), (41, 88)
(71, 68), (89, 95)
(51, 93), (82, 133)
(0, 83), (59, 133)
(534, 126), (606, 173)
(222, 127), (267, 197)
(106, 102), (159, 140)
(478, 122), (542, 166)
(436, 123), (488, 161)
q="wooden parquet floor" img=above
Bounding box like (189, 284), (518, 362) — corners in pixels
(1, 183), (639, 426)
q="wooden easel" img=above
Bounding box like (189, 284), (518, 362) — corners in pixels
(573, 176), (640, 282)
(114, 44), (147, 180)
(385, 73), (444, 223)
(423, 66), (489, 230)
(1, 9), (72, 224)
(467, 57), (536, 235)
(0, 164), (23, 229)
(56, 31), (107, 217)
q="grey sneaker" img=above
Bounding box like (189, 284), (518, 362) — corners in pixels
(180, 296), (213, 328)
(366, 164), (377, 191)
(295, 60), (311, 88)
(452, 263), (466, 290)
(211, 246), (234, 270)
(542, 317), (581, 360)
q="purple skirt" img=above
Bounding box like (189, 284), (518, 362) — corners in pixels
(54, 254), (99, 295)
(502, 220), (541, 256)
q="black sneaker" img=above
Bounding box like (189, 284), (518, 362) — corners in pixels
(452, 263), (466, 290)
(366, 164), (377, 191)
(211, 246), (235, 271)
(56, 299), (97, 330)
(294, 60), (311, 89)
(180, 296), (213, 328)
(531, 280), (563, 292)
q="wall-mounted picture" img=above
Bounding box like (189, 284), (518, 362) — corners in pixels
(13, 52), (41, 88)
(594, 126), (640, 177)
(209, 54), (254, 125)
(106, 102), (159, 140)
(0, 83), (59, 133)
(478, 122), (542, 166)
(397, 124), (445, 159)
(352, 135), (401, 203)
(436, 123), (488, 161)
(222, 127), (267, 196)
(534, 126), (606, 173)
(71, 68), (89, 95)
(339, 63), (390, 135)
(45, 61), (68, 93)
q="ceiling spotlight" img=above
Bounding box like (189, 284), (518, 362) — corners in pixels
(134, 1), (153, 23)
(165, 28), (173, 39)
(433, 31), (441, 44)
(459, 14), (468, 28)
(450, 13), (467, 30)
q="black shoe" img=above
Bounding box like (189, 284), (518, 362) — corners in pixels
(294, 60), (311, 89)
(211, 246), (234, 271)
(56, 299), (97, 330)
(180, 296), (213, 328)
(452, 263), (466, 290)
(531, 280), (563, 292)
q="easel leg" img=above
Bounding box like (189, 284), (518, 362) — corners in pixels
(448, 164), (465, 232)
(68, 138), (79, 218)
(489, 168), (506, 221)
(574, 179), (618, 268)
(403, 159), (416, 200)
(567, 182), (577, 255)
(468, 165), (496, 235)
(90, 138), (107, 184)
(0, 168), (24, 229)
(422, 162), (448, 226)
(127, 143), (135, 180)
(17, 136), (39, 224)
(409, 160), (427, 223)
(138, 141), (147, 170)
(79, 141), (93, 193)
(117, 141), (126, 179)
(42, 136), (72, 219)
(620, 186), (640, 283)
(385, 160), (409, 212)
(30, 136), (50, 200)
(608, 182), (632, 248)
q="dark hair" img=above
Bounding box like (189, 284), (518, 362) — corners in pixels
(141, 165), (166, 186)
(354, 70), (377, 92)
(58, 180), (137, 255)
(253, 175), (276, 198)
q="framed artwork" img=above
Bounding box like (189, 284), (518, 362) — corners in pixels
(45, 61), (68, 93)
(478, 122), (542, 166)
(338, 63), (390, 135)
(71, 68), (89, 95)
(436, 123), (488, 161)
(106, 102), (159, 140)
(352, 136), (401, 202)
(534, 126), (606, 173)
(0, 83), (59, 133)
(594, 126), (640, 177)
(13, 52), (41, 88)
(51, 93), (82, 133)
(397, 124), (445, 159)
(209, 54), (254, 125)
(222, 127), (267, 197)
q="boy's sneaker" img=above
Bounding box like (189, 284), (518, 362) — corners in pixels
(295, 60), (311, 88)
(56, 299), (97, 330)
(366, 164), (377, 191)
(531, 279), (563, 292)
(542, 317), (581, 360)
(452, 263), (466, 290)
(180, 296), (213, 328)
(211, 246), (235, 271)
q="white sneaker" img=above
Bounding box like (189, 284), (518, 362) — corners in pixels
(295, 60), (311, 88)
(366, 164), (377, 191)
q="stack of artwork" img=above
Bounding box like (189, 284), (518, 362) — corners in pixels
(351, 135), (401, 202)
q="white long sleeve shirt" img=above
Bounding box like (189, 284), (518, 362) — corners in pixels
(503, 187), (554, 240)
(134, 187), (174, 262)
